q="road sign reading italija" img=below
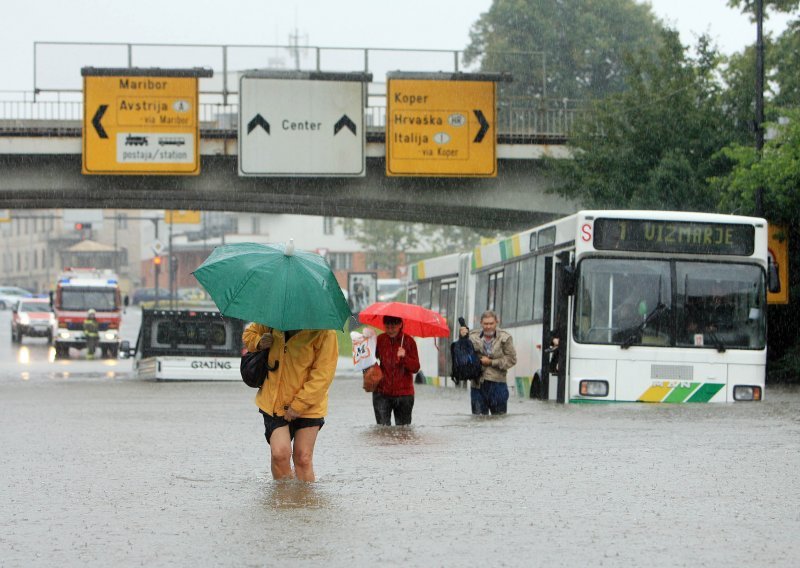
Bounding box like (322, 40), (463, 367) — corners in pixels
(238, 72), (369, 177)
(386, 77), (497, 177)
(82, 68), (211, 175)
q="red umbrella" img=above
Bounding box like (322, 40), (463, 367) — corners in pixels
(358, 302), (450, 338)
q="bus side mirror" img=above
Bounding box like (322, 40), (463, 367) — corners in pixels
(49, 290), (54, 309)
(768, 258), (781, 294)
(119, 340), (133, 359)
(124, 295), (130, 307)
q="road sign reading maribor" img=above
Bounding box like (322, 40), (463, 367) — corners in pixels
(238, 71), (371, 177)
(386, 72), (509, 178)
(82, 67), (212, 175)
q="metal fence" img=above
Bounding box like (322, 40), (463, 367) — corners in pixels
(0, 42), (587, 139)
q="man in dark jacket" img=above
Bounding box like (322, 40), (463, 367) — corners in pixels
(374, 315), (420, 426)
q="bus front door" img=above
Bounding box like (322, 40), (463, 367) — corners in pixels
(540, 251), (573, 403)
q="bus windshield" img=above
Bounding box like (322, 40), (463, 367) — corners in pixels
(61, 288), (118, 311)
(575, 258), (766, 350)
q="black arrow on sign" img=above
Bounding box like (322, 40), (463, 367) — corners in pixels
(473, 110), (490, 143)
(247, 114), (270, 135)
(334, 115), (357, 136)
(92, 105), (108, 139)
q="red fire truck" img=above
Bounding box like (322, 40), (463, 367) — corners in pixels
(50, 268), (127, 359)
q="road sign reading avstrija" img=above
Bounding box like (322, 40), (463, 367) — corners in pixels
(81, 67), (212, 176)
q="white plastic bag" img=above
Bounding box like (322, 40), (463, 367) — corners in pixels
(351, 327), (377, 371)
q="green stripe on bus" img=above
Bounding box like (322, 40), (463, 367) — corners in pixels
(686, 383), (725, 403)
(411, 264), (418, 281)
(515, 376), (531, 398)
(663, 383), (700, 403)
(499, 240), (509, 261)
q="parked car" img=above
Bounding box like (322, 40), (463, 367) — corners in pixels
(11, 297), (56, 343)
(131, 287), (170, 305)
(0, 286), (33, 310)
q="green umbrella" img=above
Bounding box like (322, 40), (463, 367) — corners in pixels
(192, 241), (350, 330)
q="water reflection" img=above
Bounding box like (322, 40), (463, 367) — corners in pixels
(262, 479), (332, 510)
(17, 346), (30, 364)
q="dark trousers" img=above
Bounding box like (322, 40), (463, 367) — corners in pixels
(470, 380), (509, 415)
(372, 392), (414, 426)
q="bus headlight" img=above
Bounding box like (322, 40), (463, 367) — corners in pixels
(104, 331), (117, 341)
(58, 331), (70, 339)
(733, 385), (762, 401)
(579, 380), (609, 397)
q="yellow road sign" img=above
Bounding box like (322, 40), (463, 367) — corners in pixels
(82, 68), (210, 175)
(386, 77), (497, 177)
(164, 210), (201, 224)
(768, 224), (789, 305)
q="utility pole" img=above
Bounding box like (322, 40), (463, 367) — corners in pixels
(755, 0), (765, 217)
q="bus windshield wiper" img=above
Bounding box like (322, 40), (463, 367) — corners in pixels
(704, 328), (727, 353)
(620, 302), (667, 349)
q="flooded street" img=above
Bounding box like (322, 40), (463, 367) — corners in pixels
(2, 355), (799, 567)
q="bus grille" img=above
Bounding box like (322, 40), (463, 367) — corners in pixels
(650, 364), (693, 382)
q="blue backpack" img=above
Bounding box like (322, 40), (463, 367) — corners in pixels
(451, 317), (482, 384)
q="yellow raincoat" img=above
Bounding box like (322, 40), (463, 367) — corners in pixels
(242, 323), (338, 419)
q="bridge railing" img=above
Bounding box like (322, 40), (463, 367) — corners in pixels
(0, 42), (588, 139)
(0, 99), (582, 140)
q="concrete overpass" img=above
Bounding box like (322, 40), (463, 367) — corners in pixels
(0, 129), (574, 231)
(1, 42), (581, 231)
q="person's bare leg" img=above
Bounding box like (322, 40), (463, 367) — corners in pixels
(291, 426), (320, 482)
(269, 427), (294, 480)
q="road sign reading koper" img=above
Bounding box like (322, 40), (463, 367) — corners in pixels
(386, 73), (507, 177)
(82, 67), (212, 175)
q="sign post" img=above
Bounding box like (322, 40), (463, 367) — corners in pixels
(82, 67), (212, 175)
(238, 71), (371, 177)
(386, 72), (510, 177)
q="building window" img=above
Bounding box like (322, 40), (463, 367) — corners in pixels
(323, 217), (334, 235)
(117, 213), (128, 229)
(327, 252), (352, 271)
(250, 216), (261, 234)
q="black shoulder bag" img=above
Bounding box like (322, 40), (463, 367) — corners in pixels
(241, 331), (279, 389)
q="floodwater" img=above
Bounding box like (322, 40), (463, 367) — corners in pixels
(2, 370), (799, 567)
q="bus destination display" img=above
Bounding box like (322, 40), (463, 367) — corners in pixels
(593, 218), (755, 256)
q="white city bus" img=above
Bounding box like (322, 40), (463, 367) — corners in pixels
(407, 210), (779, 403)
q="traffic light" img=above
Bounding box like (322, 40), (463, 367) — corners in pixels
(74, 222), (92, 231)
(153, 256), (162, 266)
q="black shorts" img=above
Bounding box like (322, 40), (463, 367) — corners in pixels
(260, 410), (324, 444)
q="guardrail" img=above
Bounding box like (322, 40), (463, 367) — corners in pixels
(0, 41), (586, 140)
(0, 99), (583, 140)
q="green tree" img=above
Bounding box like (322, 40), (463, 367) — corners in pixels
(464, 0), (664, 101)
(553, 30), (738, 210)
(728, 0), (799, 14)
(712, 109), (800, 381)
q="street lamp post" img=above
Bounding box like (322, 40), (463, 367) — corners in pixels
(755, 0), (765, 217)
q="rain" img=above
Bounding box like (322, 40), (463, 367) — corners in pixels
(2, 1), (800, 566)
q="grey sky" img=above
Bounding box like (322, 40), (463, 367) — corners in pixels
(1, 0), (793, 92)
